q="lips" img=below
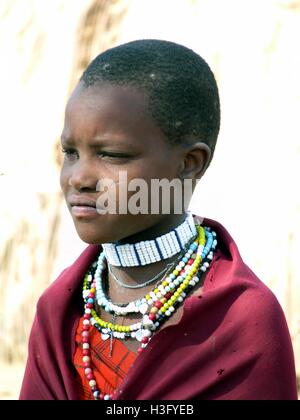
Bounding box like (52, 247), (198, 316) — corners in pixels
(68, 196), (98, 218)
(69, 196), (97, 208)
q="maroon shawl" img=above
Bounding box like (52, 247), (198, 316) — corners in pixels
(19, 218), (298, 400)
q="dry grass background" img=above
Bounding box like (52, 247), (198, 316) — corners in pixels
(0, 0), (299, 399)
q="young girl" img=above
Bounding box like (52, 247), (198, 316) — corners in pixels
(20, 39), (297, 400)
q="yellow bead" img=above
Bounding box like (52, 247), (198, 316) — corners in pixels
(145, 294), (150, 300)
(162, 281), (168, 287)
(154, 288), (159, 294)
(161, 307), (166, 313)
(161, 298), (167, 304)
(150, 307), (158, 314)
(173, 270), (179, 276)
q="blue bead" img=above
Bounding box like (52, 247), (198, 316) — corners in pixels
(87, 298), (94, 304)
(182, 257), (188, 263)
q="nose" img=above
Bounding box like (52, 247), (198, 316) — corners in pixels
(68, 158), (98, 191)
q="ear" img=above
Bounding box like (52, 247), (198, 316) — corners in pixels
(179, 142), (212, 181)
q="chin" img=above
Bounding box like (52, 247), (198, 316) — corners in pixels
(73, 221), (124, 245)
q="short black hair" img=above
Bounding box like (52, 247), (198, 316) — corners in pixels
(80, 39), (220, 154)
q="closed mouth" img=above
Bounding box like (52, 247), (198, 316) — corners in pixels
(68, 196), (97, 208)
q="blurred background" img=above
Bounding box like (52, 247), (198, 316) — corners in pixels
(0, 0), (299, 399)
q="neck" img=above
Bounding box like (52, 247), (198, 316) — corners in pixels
(107, 253), (182, 304)
(117, 213), (187, 245)
(106, 212), (190, 292)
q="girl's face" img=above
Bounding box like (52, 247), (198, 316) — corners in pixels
(60, 83), (186, 244)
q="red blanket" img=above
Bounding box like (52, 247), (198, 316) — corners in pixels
(19, 218), (298, 400)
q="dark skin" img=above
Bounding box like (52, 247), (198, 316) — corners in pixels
(60, 82), (211, 352)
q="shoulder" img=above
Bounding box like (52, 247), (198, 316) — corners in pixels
(197, 215), (293, 353)
(36, 244), (100, 315)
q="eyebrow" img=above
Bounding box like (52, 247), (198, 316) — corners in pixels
(60, 136), (137, 150)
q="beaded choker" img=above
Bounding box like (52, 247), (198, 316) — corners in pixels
(102, 212), (197, 267)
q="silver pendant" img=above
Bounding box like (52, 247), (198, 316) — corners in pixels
(101, 333), (110, 341)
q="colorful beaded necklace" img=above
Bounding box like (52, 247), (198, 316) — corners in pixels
(81, 224), (217, 400)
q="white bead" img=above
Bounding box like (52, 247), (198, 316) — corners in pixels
(83, 343), (90, 349)
(83, 356), (90, 363)
(178, 296), (183, 302)
(190, 280), (196, 286)
(165, 310), (171, 316)
(138, 303), (148, 315)
(89, 380), (96, 387)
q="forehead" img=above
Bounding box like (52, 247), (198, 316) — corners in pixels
(62, 83), (165, 145)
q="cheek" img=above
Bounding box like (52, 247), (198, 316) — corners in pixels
(60, 165), (67, 191)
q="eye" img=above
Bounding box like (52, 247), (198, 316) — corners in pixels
(97, 151), (130, 161)
(61, 147), (79, 159)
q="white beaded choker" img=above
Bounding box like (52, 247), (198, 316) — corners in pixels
(102, 213), (197, 267)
